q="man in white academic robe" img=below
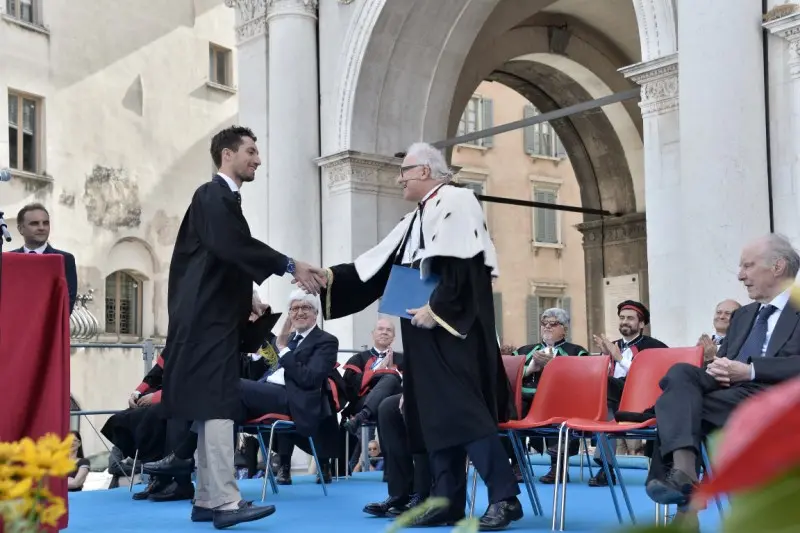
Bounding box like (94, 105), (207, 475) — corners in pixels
(317, 143), (522, 530)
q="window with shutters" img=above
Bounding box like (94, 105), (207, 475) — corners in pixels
(532, 185), (560, 245)
(105, 271), (143, 337)
(457, 96), (494, 148)
(523, 104), (567, 159)
(5, 0), (45, 27)
(7, 91), (44, 175)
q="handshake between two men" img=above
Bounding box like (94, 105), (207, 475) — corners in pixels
(248, 260), (328, 320)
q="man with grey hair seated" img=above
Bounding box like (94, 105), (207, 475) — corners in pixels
(509, 308), (589, 484)
(646, 233), (800, 515)
(239, 289), (340, 485)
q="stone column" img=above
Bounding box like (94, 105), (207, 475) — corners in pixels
(619, 54), (684, 344)
(575, 213), (648, 343)
(225, 0), (270, 298)
(677, 1), (770, 344)
(763, 13), (800, 245)
(266, 0), (321, 309)
(317, 151), (407, 359)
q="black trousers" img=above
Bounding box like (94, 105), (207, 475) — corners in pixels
(378, 394), (431, 498)
(355, 374), (403, 421)
(160, 418), (193, 486)
(430, 434), (519, 515)
(647, 363), (765, 482)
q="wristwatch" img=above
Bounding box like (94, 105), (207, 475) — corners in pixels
(286, 257), (296, 275)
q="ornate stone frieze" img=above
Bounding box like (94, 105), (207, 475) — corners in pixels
(764, 13), (800, 80)
(575, 212), (647, 249)
(317, 150), (402, 197)
(266, 0), (318, 20)
(618, 53), (678, 118)
(224, 0), (268, 44)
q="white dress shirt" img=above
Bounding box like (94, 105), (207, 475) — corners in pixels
(23, 243), (48, 254)
(749, 288), (791, 380)
(217, 172), (239, 192)
(612, 338), (641, 379)
(267, 325), (316, 386)
(401, 186), (443, 265)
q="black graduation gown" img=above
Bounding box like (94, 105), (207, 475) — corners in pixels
(321, 253), (515, 454)
(162, 176), (289, 421)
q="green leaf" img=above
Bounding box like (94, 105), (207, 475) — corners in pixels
(386, 497), (450, 533)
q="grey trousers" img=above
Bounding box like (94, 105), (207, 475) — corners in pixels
(193, 419), (241, 509)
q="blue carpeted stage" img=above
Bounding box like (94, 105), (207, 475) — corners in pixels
(65, 462), (723, 532)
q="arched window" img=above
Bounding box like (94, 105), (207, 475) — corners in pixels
(104, 271), (143, 336)
(70, 395), (81, 433)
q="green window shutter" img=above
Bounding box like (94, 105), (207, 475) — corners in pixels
(561, 296), (572, 341)
(526, 295), (540, 344)
(481, 98), (494, 148)
(493, 292), (503, 341)
(523, 105), (536, 155)
(543, 190), (558, 243)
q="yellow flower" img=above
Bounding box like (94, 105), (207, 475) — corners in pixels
(0, 442), (21, 463)
(40, 497), (66, 526)
(0, 477), (33, 500)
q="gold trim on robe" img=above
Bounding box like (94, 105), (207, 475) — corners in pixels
(323, 268), (334, 320)
(427, 304), (467, 339)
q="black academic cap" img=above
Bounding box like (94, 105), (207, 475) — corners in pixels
(617, 300), (650, 325)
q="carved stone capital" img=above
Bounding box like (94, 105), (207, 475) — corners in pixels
(764, 13), (800, 79)
(316, 150), (402, 198)
(224, 0), (268, 44)
(575, 212), (647, 249)
(618, 53), (678, 118)
(266, 0), (318, 21)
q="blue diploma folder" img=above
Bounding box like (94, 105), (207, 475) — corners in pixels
(378, 265), (440, 320)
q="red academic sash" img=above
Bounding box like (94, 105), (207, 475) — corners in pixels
(608, 345), (640, 376)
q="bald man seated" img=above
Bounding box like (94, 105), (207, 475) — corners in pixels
(697, 299), (742, 363)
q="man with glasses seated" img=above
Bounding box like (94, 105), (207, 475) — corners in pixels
(238, 290), (340, 485)
(508, 308), (589, 484)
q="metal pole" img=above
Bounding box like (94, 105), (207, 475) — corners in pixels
(433, 88), (640, 148)
(142, 338), (155, 374)
(475, 193), (621, 217)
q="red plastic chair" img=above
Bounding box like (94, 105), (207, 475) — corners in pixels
(500, 355), (611, 529)
(558, 347), (704, 529)
(240, 413), (329, 500)
(502, 355), (526, 418)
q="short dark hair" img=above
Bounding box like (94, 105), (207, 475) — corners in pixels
(210, 126), (257, 168)
(17, 203), (49, 226)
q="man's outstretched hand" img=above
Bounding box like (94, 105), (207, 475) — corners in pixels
(291, 261), (328, 295)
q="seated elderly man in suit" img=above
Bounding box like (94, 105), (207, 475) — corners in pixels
(239, 289), (339, 485)
(646, 234), (800, 514)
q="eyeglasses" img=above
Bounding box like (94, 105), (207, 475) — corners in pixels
(540, 321), (562, 328)
(368, 447), (378, 452)
(290, 305), (315, 314)
(400, 164), (427, 178)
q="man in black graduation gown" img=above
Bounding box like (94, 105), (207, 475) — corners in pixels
(161, 126), (326, 528)
(319, 143), (521, 530)
(590, 300), (667, 486)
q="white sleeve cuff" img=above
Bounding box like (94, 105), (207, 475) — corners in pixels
(750, 363), (756, 381)
(279, 347), (291, 357)
(249, 353), (260, 361)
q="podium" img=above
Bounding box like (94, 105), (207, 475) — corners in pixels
(0, 252), (71, 530)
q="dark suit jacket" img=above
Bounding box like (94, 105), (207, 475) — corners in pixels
(279, 326), (339, 437)
(12, 244), (77, 314)
(719, 300), (800, 384)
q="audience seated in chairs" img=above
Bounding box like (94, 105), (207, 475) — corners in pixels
(362, 393), (430, 518)
(67, 431), (90, 492)
(507, 307), (589, 484)
(239, 289), (340, 485)
(591, 300), (667, 487)
(645, 234), (800, 528)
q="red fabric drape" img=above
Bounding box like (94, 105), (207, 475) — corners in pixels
(0, 253), (71, 530)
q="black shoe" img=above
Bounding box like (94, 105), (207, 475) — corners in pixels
(343, 410), (370, 435)
(588, 469), (616, 487)
(132, 476), (170, 501)
(363, 495), (409, 517)
(316, 463), (332, 484)
(212, 500), (276, 530)
(386, 493), (425, 517)
(276, 465), (292, 485)
(478, 497), (524, 531)
(645, 468), (697, 506)
(148, 480), (195, 502)
(191, 505), (213, 522)
(407, 505), (464, 527)
(538, 462), (570, 485)
(143, 453), (195, 476)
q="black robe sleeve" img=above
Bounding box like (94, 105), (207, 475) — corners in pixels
(192, 185), (289, 284)
(342, 352), (367, 402)
(426, 255), (483, 339)
(320, 259), (394, 320)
